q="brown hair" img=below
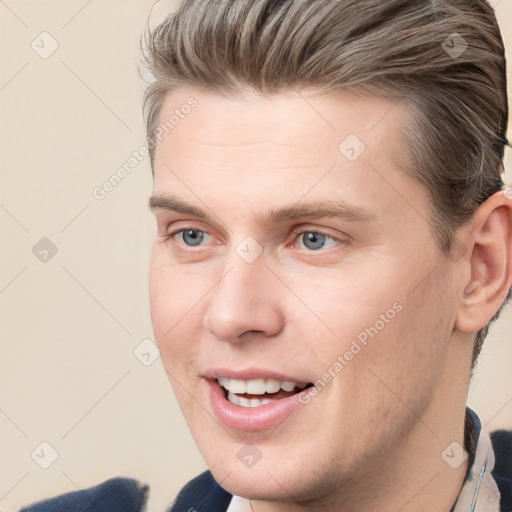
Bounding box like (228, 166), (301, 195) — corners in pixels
(140, 0), (509, 367)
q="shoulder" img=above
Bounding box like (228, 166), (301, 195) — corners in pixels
(20, 477), (149, 512)
(491, 429), (512, 511)
(167, 470), (233, 512)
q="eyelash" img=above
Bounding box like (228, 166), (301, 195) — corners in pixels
(164, 227), (343, 252)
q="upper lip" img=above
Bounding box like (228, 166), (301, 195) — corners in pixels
(202, 367), (311, 384)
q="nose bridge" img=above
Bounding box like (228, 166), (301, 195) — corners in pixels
(203, 246), (283, 342)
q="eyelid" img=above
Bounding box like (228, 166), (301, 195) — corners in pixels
(290, 226), (340, 237)
(161, 218), (214, 238)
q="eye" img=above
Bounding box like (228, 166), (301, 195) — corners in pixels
(293, 230), (341, 251)
(171, 228), (211, 247)
(165, 227), (343, 252)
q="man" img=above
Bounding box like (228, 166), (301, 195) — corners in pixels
(21, 0), (512, 511)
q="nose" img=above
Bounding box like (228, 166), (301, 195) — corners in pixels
(202, 253), (284, 343)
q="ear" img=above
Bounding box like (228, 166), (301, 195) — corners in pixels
(455, 190), (512, 334)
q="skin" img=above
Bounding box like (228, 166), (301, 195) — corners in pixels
(148, 86), (512, 511)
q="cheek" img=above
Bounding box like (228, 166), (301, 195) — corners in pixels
(344, 269), (455, 414)
(148, 264), (171, 343)
(149, 250), (201, 335)
(283, 267), (403, 358)
(294, 257), (451, 395)
(149, 256), (197, 372)
(149, 287), (200, 415)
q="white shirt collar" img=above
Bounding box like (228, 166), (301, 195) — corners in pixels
(453, 426), (501, 512)
(226, 494), (252, 512)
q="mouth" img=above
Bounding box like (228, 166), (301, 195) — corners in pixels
(217, 377), (314, 408)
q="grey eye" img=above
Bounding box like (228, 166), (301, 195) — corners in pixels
(181, 229), (205, 246)
(301, 232), (326, 251)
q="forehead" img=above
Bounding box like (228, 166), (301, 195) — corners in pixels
(151, 86), (426, 227)
(154, 86), (409, 162)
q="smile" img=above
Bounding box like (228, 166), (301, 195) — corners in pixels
(217, 378), (311, 408)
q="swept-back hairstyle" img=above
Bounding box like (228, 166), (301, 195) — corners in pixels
(140, 0), (509, 367)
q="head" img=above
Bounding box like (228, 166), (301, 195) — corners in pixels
(142, 0), (511, 505)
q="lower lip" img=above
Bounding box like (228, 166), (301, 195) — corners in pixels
(208, 379), (308, 432)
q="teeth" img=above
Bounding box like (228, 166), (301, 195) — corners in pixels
(227, 379), (246, 394)
(246, 378), (266, 394)
(281, 381), (296, 392)
(227, 391), (239, 406)
(218, 377), (307, 395)
(266, 379), (281, 393)
(238, 396), (251, 407)
(227, 392), (273, 408)
(218, 377), (229, 389)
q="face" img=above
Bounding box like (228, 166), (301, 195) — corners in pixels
(149, 86), (460, 503)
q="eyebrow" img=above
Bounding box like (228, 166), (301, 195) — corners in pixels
(148, 193), (376, 225)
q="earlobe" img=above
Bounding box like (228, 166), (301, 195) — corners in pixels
(455, 192), (512, 334)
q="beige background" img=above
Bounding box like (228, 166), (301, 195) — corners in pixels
(0, 1), (511, 511)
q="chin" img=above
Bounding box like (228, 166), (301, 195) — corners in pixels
(197, 438), (330, 503)
(211, 464), (309, 501)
